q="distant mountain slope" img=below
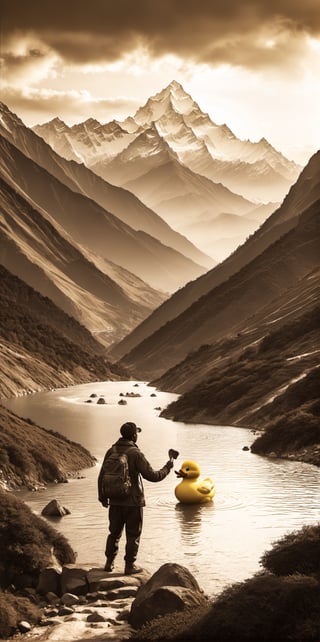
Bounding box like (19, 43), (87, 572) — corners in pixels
(0, 265), (126, 398)
(121, 145), (254, 223)
(0, 134), (206, 294)
(109, 151), (320, 363)
(0, 173), (166, 346)
(154, 268), (320, 396)
(159, 302), (320, 466)
(117, 198), (320, 379)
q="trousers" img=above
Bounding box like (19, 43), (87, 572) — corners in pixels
(105, 505), (143, 564)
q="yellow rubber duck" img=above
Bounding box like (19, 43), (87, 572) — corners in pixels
(174, 460), (215, 504)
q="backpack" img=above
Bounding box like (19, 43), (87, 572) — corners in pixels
(100, 447), (132, 501)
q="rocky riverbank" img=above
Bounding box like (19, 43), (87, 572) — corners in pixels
(2, 563), (209, 642)
(7, 567), (147, 642)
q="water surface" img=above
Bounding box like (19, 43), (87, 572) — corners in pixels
(5, 381), (320, 597)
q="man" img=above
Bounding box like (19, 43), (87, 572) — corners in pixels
(98, 421), (174, 575)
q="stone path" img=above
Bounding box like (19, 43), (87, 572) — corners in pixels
(14, 566), (151, 642)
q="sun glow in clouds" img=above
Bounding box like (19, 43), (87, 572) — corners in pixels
(2, 3), (320, 164)
(265, 39), (276, 48)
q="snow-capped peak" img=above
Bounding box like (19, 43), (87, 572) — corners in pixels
(133, 80), (199, 127)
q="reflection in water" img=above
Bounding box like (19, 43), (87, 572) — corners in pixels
(175, 503), (205, 546)
(176, 503), (203, 547)
(175, 502), (216, 559)
(4, 380), (320, 597)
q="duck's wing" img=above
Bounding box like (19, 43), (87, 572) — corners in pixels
(197, 478), (214, 495)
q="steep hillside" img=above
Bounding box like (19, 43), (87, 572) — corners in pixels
(109, 151), (320, 363)
(0, 134), (206, 294)
(159, 305), (320, 466)
(116, 197), (320, 379)
(0, 405), (95, 490)
(0, 173), (166, 346)
(153, 263), (319, 388)
(0, 102), (213, 270)
(0, 265), (126, 398)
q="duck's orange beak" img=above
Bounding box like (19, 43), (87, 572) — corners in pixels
(175, 469), (187, 478)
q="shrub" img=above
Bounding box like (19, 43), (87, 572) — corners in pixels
(261, 524), (320, 576)
(251, 407), (320, 454)
(171, 573), (320, 642)
(0, 592), (41, 638)
(129, 606), (210, 641)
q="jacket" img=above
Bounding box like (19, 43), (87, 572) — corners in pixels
(98, 437), (173, 507)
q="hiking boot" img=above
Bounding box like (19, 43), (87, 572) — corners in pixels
(104, 559), (114, 572)
(124, 564), (143, 575)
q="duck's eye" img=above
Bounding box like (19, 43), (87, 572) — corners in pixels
(186, 467), (189, 471)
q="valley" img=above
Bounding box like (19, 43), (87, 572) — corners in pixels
(0, 82), (318, 470)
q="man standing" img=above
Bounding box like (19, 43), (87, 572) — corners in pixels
(98, 421), (174, 575)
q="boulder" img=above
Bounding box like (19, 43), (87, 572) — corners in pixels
(37, 566), (62, 595)
(60, 564), (89, 596)
(87, 568), (143, 593)
(129, 563), (208, 629)
(60, 593), (80, 606)
(41, 499), (71, 517)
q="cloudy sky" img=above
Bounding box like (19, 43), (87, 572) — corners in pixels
(1, 0), (320, 164)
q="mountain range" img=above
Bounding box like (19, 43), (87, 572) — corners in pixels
(34, 81), (300, 262)
(0, 100), (217, 348)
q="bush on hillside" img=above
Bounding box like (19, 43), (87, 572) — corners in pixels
(261, 524), (320, 576)
(0, 489), (75, 589)
(129, 606), (210, 641)
(174, 573), (320, 642)
(251, 406), (320, 454)
(0, 592), (41, 638)
(259, 306), (320, 354)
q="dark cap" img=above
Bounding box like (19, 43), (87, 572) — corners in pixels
(120, 421), (142, 439)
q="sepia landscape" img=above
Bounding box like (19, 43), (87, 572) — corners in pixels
(0, 2), (319, 641)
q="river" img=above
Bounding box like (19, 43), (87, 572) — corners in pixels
(5, 380), (320, 597)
